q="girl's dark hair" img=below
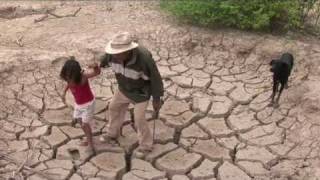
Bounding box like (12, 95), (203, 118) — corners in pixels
(60, 56), (82, 84)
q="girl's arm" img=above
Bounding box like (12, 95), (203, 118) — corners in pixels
(84, 63), (101, 79)
(63, 84), (69, 94)
(62, 84), (69, 101)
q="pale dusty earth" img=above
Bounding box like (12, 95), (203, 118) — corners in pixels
(1, 1), (320, 180)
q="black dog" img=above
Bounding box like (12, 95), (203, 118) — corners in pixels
(269, 53), (294, 107)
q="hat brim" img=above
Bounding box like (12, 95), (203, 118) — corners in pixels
(105, 42), (138, 54)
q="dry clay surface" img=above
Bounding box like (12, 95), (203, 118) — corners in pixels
(1, 1), (320, 180)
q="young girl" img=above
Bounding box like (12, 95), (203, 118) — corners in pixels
(60, 56), (100, 152)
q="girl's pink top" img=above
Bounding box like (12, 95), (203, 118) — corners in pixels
(69, 80), (94, 105)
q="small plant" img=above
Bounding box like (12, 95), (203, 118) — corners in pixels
(299, 0), (317, 23)
(160, 0), (319, 32)
(315, 2), (320, 25)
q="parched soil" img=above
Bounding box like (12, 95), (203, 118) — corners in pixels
(1, 1), (320, 180)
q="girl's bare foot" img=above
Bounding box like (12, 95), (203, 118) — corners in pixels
(78, 140), (89, 146)
(85, 145), (96, 155)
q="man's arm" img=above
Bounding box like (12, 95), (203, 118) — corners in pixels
(146, 53), (164, 112)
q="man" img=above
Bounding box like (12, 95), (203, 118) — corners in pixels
(99, 32), (164, 156)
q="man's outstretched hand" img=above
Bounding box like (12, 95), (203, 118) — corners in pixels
(152, 98), (163, 119)
(153, 100), (160, 111)
(87, 62), (99, 69)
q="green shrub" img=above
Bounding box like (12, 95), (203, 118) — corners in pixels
(160, 0), (302, 31)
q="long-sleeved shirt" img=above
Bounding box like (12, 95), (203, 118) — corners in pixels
(100, 46), (164, 103)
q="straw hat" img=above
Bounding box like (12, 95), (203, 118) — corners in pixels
(105, 32), (138, 54)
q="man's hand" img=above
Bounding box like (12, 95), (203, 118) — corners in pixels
(152, 99), (161, 119)
(152, 98), (163, 112)
(87, 62), (98, 69)
(152, 99), (162, 112)
(85, 62), (101, 78)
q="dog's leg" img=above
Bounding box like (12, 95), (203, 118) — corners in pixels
(275, 83), (285, 107)
(285, 72), (291, 89)
(269, 80), (278, 106)
(284, 74), (290, 89)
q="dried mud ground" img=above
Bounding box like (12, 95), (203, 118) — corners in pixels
(1, 1), (320, 180)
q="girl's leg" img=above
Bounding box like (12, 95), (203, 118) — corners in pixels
(77, 118), (89, 146)
(81, 101), (95, 152)
(81, 121), (94, 151)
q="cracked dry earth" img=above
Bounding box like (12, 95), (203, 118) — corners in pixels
(1, 1), (320, 180)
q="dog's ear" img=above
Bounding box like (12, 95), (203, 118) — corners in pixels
(270, 59), (276, 66)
